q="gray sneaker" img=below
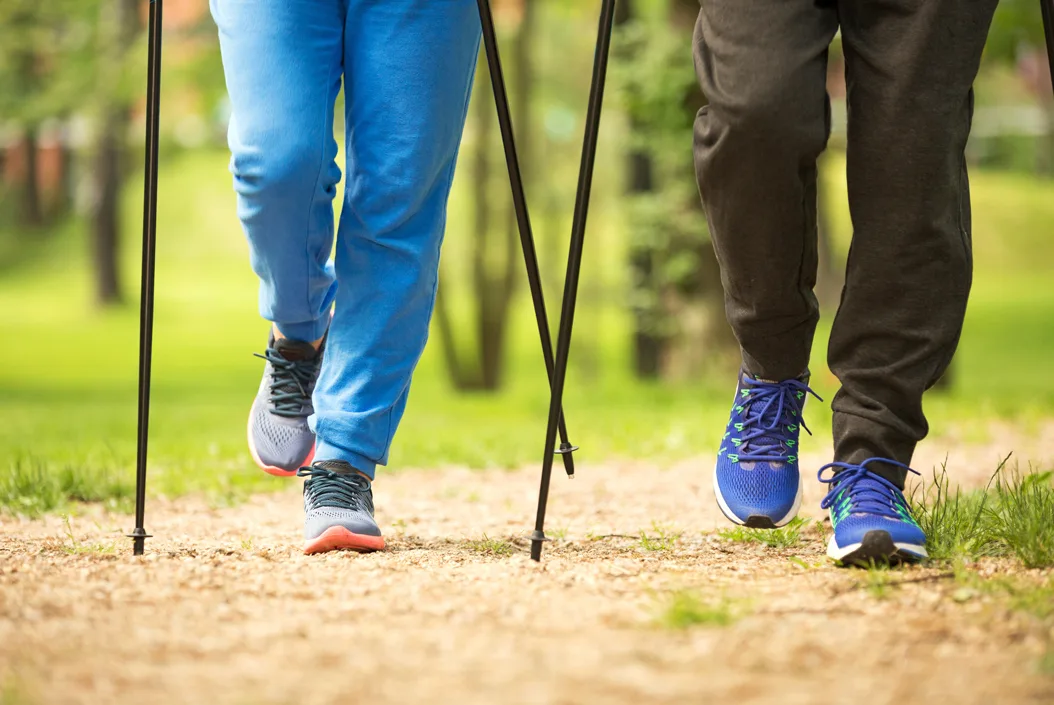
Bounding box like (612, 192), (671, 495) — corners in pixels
(248, 332), (323, 476)
(297, 461), (385, 554)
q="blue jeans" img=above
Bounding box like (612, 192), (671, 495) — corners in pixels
(211, 0), (481, 477)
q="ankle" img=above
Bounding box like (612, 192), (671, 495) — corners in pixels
(273, 323), (324, 351)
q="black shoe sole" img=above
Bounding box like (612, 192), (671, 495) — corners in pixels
(743, 516), (777, 529)
(835, 530), (924, 568)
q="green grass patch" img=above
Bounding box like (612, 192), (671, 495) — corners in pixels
(52, 515), (119, 556)
(718, 517), (807, 549)
(0, 457), (134, 517)
(655, 591), (742, 629)
(859, 563), (897, 599)
(639, 523), (680, 551)
(990, 469), (1054, 569)
(912, 460), (1054, 568)
(911, 462), (1001, 561)
(465, 534), (514, 557)
(1040, 649), (1054, 676)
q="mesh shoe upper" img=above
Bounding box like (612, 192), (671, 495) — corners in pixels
(819, 458), (927, 551)
(298, 461), (382, 540)
(249, 333), (323, 472)
(714, 371), (820, 525)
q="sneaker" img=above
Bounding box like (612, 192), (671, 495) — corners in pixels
(713, 370), (820, 528)
(818, 458), (928, 565)
(248, 332), (324, 476)
(298, 461), (385, 555)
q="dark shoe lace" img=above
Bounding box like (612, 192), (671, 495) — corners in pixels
(254, 347), (320, 417)
(734, 377), (821, 462)
(296, 464), (374, 514)
(818, 458), (920, 521)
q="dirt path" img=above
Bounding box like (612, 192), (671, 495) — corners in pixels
(3, 433), (1054, 705)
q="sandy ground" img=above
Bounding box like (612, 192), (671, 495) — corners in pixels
(2, 428), (1054, 705)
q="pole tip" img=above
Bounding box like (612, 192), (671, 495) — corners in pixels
(127, 527), (152, 556)
(529, 530), (547, 561)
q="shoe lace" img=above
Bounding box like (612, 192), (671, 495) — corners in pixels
(254, 348), (319, 417)
(296, 466), (372, 511)
(818, 458), (919, 520)
(734, 378), (821, 462)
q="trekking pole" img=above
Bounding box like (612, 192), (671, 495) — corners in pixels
(1042, 0), (1054, 98)
(530, 0), (617, 562)
(475, 0), (578, 478)
(127, 0), (163, 556)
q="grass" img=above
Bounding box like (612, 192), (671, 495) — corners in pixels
(655, 591), (742, 629)
(53, 515), (118, 556)
(990, 469), (1054, 569)
(911, 462), (1001, 561)
(911, 461), (1054, 568)
(0, 458), (134, 518)
(860, 563), (896, 599)
(1, 147), (1053, 515)
(718, 517), (807, 549)
(466, 534), (514, 557)
(1041, 649), (1054, 676)
(639, 523), (680, 551)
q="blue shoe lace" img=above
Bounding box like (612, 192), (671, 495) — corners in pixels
(818, 458), (920, 520)
(732, 378), (821, 462)
(297, 465), (374, 513)
(255, 348), (320, 417)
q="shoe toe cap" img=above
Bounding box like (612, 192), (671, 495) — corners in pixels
(250, 402), (315, 470)
(305, 508), (382, 540)
(836, 515), (926, 548)
(715, 460), (800, 524)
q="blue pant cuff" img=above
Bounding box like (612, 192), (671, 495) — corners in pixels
(313, 440), (379, 480)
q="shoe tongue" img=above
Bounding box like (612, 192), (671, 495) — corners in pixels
(274, 338), (318, 362)
(314, 460), (360, 476)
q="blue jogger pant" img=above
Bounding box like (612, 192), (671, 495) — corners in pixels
(211, 0), (481, 477)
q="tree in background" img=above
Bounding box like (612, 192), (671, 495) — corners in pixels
(435, 0), (535, 391)
(89, 0), (142, 305)
(615, 0), (735, 381)
(0, 0), (92, 228)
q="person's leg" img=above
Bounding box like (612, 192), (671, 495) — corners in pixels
(820, 0), (997, 565)
(694, 0), (837, 527)
(694, 0), (837, 382)
(310, 0), (481, 477)
(830, 0), (999, 487)
(210, 0), (343, 474)
(211, 0), (343, 343)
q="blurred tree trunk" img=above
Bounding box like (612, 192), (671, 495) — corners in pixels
(669, 0), (736, 375)
(437, 37), (522, 392)
(433, 274), (474, 389)
(12, 17), (44, 228)
(21, 127), (43, 227)
(618, 0), (664, 379)
(93, 104), (125, 305)
(90, 0), (138, 306)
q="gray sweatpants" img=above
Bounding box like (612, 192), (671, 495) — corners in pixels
(693, 0), (998, 486)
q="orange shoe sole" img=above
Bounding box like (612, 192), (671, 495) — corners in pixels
(304, 526), (385, 555)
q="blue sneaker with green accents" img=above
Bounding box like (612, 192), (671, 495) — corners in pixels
(713, 371), (821, 528)
(819, 458), (928, 565)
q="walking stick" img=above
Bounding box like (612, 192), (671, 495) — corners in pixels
(531, 0), (617, 562)
(475, 0), (578, 478)
(128, 0), (163, 556)
(1042, 0), (1054, 98)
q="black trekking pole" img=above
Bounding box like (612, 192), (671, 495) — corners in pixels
(127, 0), (163, 556)
(1042, 0), (1054, 97)
(475, 0), (577, 478)
(530, 0), (617, 562)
